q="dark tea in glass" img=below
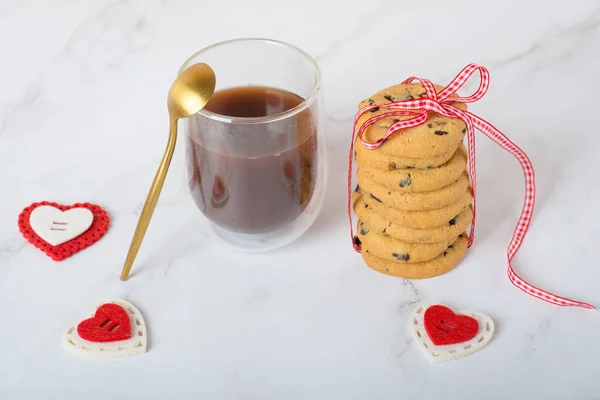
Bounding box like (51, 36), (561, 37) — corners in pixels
(180, 39), (326, 250)
(186, 86), (317, 234)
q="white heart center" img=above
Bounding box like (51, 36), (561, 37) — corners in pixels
(29, 205), (94, 246)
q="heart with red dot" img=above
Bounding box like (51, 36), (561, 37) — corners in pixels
(410, 303), (495, 363)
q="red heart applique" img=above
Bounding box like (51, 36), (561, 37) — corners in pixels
(77, 303), (132, 342)
(424, 305), (479, 345)
(18, 201), (109, 261)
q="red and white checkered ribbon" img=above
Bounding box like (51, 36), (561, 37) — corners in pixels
(348, 63), (593, 309)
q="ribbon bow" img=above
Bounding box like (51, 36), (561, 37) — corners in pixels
(348, 64), (593, 309)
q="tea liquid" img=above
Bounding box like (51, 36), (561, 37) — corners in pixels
(186, 86), (318, 234)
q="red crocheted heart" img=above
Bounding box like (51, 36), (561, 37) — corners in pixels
(18, 201), (109, 261)
(77, 303), (131, 342)
(424, 305), (479, 345)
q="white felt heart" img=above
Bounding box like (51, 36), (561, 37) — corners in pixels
(29, 205), (93, 246)
(410, 303), (495, 363)
(65, 299), (147, 358)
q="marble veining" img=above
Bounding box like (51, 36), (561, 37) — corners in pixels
(1, 0), (600, 399)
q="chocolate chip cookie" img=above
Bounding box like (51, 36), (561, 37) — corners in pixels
(357, 220), (458, 263)
(354, 199), (473, 244)
(353, 189), (473, 229)
(361, 234), (469, 279)
(359, 144), (467, 193)
(356, 83), (467, 158)
(357, 171), (470, 211)
(354, 137), (458, 171)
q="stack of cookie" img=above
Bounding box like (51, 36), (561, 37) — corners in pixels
(352, 83), (473, 279)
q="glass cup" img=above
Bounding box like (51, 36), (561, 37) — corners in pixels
(179, 38), (327, 251)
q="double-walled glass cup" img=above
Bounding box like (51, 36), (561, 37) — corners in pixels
(180, 39), (327, 251)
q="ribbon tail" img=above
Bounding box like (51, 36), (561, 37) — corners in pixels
(467, 111), (594, 309)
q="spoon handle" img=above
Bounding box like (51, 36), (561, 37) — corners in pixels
(120, 118), (178, 281)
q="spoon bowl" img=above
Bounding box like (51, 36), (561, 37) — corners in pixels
(168, 62), (216, 119)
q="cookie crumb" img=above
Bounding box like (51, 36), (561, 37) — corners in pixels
(449, 216), (457, 226)
(384, 95), (395, 102)
(434, 131), (449, 136)
(353, 236), (362, 247)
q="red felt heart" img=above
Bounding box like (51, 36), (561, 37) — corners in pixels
(18, 201), (109, 261)
(424, 305), (479, 345)
(77, 303), (132, 342)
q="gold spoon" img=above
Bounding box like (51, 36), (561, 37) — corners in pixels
(120, 63), (216, 281)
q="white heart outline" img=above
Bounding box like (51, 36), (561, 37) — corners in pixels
(410, 303), (494, 363)
(29, 205), (93, 246)
(64, 299), (147, 358)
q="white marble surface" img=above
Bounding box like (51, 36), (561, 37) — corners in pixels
(1, 0), (600, 398)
